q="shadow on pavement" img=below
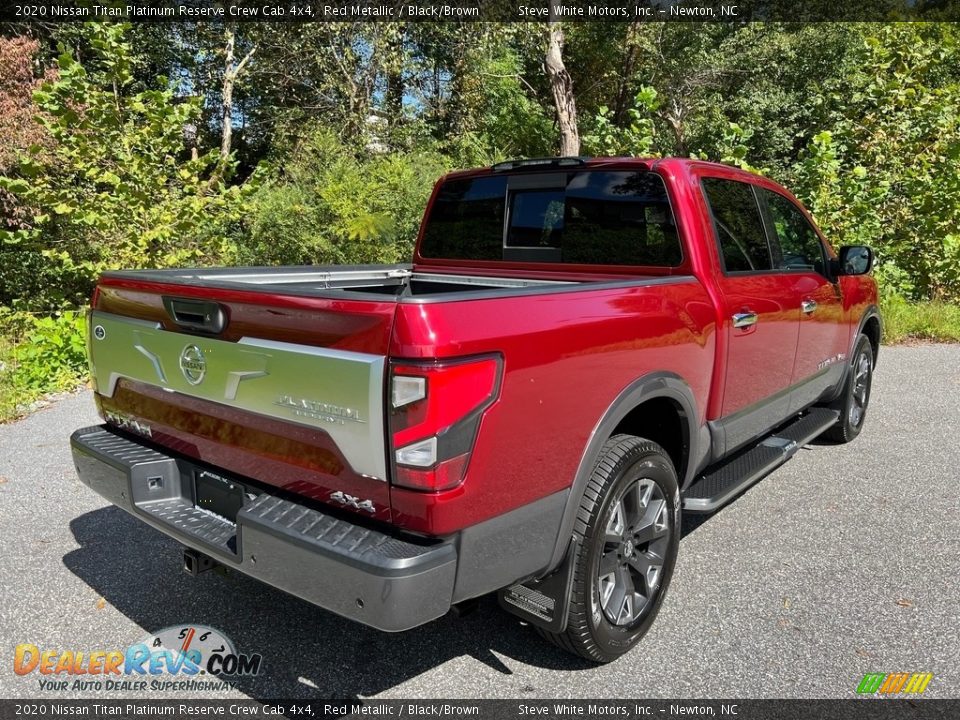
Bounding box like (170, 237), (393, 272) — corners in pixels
(63, 507), (594, 700)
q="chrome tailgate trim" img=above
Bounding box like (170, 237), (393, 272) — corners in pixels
(89, 310), (387, 480)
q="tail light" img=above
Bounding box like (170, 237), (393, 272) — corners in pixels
(389, 355), (502, 492)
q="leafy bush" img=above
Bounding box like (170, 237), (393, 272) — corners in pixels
(0, 23), (248, 313)
(9, 312), (87, 392)
(0, 310), (87, 421)
(583, 87), (658, 157)
(234, 128), (449, 266)
(791, 24), (960, 302)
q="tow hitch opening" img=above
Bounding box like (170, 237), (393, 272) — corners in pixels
(183, 548), (217, 576)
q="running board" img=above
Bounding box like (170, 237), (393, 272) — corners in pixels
(683, 408), (839, 513)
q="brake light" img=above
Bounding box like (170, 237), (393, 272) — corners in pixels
(389, 355), (501, 491)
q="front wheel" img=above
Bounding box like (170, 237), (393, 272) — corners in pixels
(824, 334), (874, 443)
(539, 435), (681, 662)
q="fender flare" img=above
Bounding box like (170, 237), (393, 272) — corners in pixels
(544, 371), (702, 572)
(854, 304), (882, 366)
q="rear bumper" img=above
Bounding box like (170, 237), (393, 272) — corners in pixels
(69, 425), (457, 632)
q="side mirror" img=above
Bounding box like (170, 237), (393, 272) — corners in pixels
(837, 245), (874, 276)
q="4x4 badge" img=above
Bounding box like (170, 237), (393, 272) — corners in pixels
(179, 344), (206, 385)
(330, 490), (376, 514)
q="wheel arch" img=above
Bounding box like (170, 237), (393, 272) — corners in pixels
(544, 372), (702, 572)
(860, 309), (881, 365)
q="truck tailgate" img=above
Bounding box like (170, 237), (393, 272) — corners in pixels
(90, 279), (397, 522)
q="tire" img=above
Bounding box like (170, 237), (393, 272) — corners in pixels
(539, 434), (681, 663)
(824, 334), (874, 443)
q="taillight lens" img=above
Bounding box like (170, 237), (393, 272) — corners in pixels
(389, 355), (501, 491)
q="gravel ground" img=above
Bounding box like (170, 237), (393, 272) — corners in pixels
(1, 344), (957, 700)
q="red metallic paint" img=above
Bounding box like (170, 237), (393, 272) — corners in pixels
(95, 278), (398, 354)
(387, 281), (716, 534)
(89, 158), (878, 537)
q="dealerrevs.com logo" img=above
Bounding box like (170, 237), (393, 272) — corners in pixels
(14, 624), (262, 692)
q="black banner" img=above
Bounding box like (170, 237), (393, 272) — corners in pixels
(1, 0), (958, 24)
(1, 700), (959, 720)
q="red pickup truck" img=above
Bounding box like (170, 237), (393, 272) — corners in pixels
(71, 157), (879, 662)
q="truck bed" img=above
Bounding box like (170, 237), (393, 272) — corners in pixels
(103, 264), (582, 301)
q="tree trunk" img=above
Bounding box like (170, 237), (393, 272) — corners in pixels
(385, 28), (405, 123)
(211, 25), (254, 184)
(663, 99), (688, 157)
(544, 13), (580, 157)
(220, 26), (235, 164)
(613, 22), (642, 124)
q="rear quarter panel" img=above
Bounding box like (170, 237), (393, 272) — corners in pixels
(389, 281), (716, 535)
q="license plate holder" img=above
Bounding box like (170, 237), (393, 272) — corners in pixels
(194, 471), (245, 523)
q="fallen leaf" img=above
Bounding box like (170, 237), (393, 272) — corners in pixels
(895, 598), (914, 608)
(782, 597), (792, 609)
(0, 476), (8, 484)
(777, 618), (791, 628)
(96, 597), (106, 610)
(856, 648), (872, 658)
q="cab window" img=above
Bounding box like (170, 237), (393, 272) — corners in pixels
(759, 189), (827, 275)
(701, 178), (772, 273)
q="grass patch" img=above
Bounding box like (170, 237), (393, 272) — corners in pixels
(880, 300), (960, 344)
(0, 335), (35, 423)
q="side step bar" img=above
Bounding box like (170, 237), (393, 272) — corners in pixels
(683, 408), (839, 513)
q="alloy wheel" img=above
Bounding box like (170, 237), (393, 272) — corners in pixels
(598, 478), (671, 626)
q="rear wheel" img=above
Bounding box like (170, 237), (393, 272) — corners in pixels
(824, 334), (874, 443)
(539, 435), (681, 662)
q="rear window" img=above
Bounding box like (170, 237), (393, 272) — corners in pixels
(419, 171), (682, 267)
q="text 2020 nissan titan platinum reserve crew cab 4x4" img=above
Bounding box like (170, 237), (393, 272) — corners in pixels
(71, 157), (880, 662)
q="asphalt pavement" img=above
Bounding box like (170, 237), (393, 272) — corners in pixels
(1, 344), (957, 700)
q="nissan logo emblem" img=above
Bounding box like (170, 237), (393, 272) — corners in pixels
(179, 344), (206, 385)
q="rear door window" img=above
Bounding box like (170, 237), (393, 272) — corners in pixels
(562, 171), (682, 266)
(701, 178), (773, 273)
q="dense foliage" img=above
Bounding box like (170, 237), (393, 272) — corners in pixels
(236, 128), (447, 267)
(0, 24), (248, 311)
(0, 20), (958, 416)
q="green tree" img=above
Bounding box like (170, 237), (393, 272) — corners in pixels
(792, 24), (960, 301)
(0, 23), (248, 311)
(235, 127), (448, 267)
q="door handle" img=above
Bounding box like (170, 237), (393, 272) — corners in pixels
(732, 311), (758, 328)
(801, 299), (817, 314)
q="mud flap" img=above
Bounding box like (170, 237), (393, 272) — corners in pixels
(498, 537), (579, 633)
